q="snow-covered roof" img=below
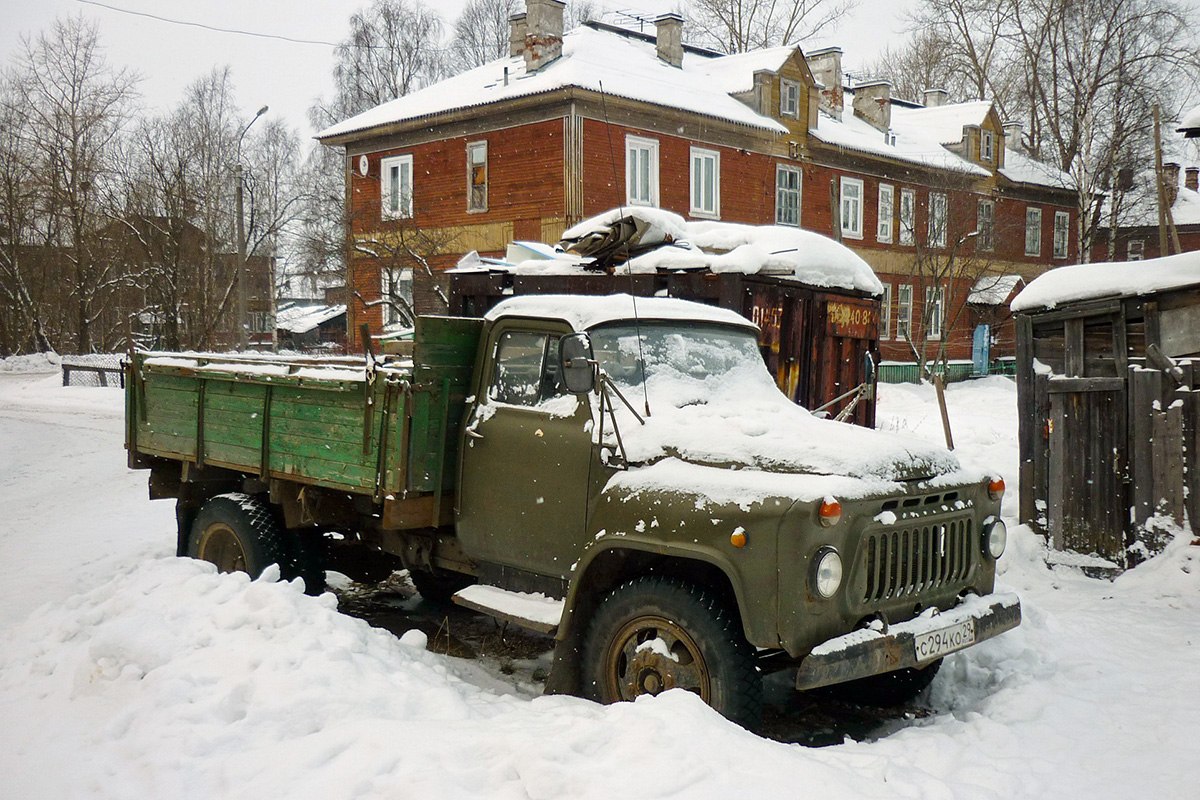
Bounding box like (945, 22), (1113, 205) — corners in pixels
(317, 25), (788, 140)
(1178, 104), (1200, 134)
(1011, 250), (1200, 312)
(275, 304), (346, 334)
(969, 274), (1023, 306)
(485, 293), (758, 332)
(999, 148), (1074, 189)
(694, 46), (796, 95)
(895, 101), (993, 145)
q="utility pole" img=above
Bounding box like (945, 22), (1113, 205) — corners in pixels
(235, 105), (268, 350)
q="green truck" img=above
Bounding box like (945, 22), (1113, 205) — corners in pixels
(125, 294), (1020, 727)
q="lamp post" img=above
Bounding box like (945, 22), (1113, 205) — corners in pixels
(235, 104), (268, 350)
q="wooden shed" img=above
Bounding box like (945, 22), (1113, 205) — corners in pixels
(1012, 252), (1200, 567)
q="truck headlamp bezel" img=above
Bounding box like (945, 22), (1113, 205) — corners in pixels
(812, 546), (844, 599)
(982, 516), (1007, 560)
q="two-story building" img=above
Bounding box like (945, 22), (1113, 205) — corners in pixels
(316, 0), (1077, 373)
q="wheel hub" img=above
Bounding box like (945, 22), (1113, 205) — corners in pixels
(605, 615), (710, 703)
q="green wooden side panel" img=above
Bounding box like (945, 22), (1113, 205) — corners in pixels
(406, 316), (480, 494)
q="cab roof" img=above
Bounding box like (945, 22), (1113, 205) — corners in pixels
(484, 293), (758, 333)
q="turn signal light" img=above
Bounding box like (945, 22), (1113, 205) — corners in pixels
(987, 477), (1006, 501)
(730, 529), (748, 548)
(818, 497), (842, 527)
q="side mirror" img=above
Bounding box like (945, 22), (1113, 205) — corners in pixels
(560, 332), (596, 394)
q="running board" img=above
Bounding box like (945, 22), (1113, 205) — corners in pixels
(452, 584), (564, 635)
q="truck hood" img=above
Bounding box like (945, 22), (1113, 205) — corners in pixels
(600, 367), (959, 483)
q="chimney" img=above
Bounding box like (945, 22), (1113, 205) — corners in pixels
(509, 12), (527, 58)
(524, 0), (565, 73)
(655, 13), (684, 68)
(805, 47), (843, 120)
(1003, 120), (1024, 153)
(852, 80), (891, 133)
(924, 88), (949, 108)
(1186, 167), (1199, 192)
(1163, 162), (1180, 207)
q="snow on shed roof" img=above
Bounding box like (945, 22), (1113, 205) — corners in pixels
(275, 304), (346, 334)
(317, 25), (787, 140)
(1011, 250), (1200, 312)
(969, 274), (1023, 305)
(485, 293), (758, 332)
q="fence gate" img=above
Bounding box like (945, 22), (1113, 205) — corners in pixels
(1047, 377), (1127, 561)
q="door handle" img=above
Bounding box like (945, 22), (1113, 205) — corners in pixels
(465, 423), (484, 440)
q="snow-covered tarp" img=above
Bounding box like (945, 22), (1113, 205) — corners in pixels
(1011, 249), (1200, 312)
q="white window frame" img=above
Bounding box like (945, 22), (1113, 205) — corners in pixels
(1053, 210), (1070, 259)
(775, 164), (801, 226)
(1127, 239), (1145, 261)
(977, 198), (995, 251)
(466, 140), (487, 213)
(928, 192), (947, 248)
(1025, 206), (1042, 256)
(880, 283), (893, 340)
(981, 130), (994, 162)
(877, 183), (894, 243)
(899, 188), (916, 245)
(381, 154), (414, 220)
(840, 176), (864, 239)
(689, 147), (721, 219)
(896, 283), (913, 341)
(780, 79), (800, 118)
(926, 285), (945, 341)
(380, 267), (414, 327)
(625, 135), (659, 207)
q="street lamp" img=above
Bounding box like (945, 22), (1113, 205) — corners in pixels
(235, 104), (268, 350)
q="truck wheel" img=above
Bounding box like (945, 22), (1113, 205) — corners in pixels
(582, 576), (762, 728)
(409, 568), (474, 605)
(188, 494), (288, 580)
(828, 658), (943, 707)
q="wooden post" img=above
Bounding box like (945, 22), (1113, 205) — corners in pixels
(1129, 366), (1158, 528)
(934, 373), (954, 450)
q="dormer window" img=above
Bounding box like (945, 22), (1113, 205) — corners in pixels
(780, 79), (800, 118)
(981, 130), (995, 162)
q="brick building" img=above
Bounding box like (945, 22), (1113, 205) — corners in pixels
(316, 0), (1077, 368)
(1090, 159), (1200, 264)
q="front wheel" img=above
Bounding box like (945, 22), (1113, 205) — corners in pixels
(582, 576), (762, 728)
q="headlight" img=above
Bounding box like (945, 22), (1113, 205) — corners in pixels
(983, 517), (1007, 559)
(812, 547), (843, 598)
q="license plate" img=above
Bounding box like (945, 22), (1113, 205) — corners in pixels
(914, 620), (976, 663)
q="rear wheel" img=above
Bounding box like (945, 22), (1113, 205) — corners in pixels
(409, 568), (474, 605)
(188, 494), (292, 582)
(582, 576), (762, 728)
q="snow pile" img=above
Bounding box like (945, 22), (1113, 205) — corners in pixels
(0, 350), (60, 373)
(1011, 249), (1200, 311)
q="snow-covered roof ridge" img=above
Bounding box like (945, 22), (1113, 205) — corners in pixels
(1011, 249), (1200, 312)
(317, 25), (788, 140)
(998, 148), (1074, 190)
(485, 293), (758, 332)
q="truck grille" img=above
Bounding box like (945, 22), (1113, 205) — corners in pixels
(862, 518), (973, 603)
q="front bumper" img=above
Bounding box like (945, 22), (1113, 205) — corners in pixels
(794, 592), (1021, 690)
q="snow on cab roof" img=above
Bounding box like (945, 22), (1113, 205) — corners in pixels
(1011, 250), (1200, 312)
(485, 293), (758, 332)
(317, 25), (787, 140)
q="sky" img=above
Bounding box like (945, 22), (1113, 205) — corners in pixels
(0, 0), (914, 141)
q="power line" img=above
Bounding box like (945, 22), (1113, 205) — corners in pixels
(75, 0), (340, 47)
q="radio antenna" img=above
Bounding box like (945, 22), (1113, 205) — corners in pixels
(598, 79), (651, 417)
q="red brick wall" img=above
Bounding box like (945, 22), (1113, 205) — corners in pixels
(1089, 226), (1200, 262)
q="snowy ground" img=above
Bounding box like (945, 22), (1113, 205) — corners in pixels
(0, 368), (1196, 799)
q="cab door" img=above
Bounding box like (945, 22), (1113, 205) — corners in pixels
(456, 322), (594, 583)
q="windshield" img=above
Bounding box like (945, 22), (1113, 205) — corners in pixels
(588, 322), (776, 407)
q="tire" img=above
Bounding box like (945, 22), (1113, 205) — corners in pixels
(188, 493), (289, 582)
(409, 568), (475, 605)
(582, 576), (762, 729)
(828, 658), (943, 707)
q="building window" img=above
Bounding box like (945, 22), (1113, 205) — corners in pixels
(1053, 210), (1070, 259)
(780, 79), (800, 118)
(926, 285), (945, 340)
(928, 192), (947, 248)
(776, 164), (801, 226)
(467, 141), (487, 212)
(1025, 206), (1042, 256)
(840, 176), (864, 239)
(977, 199), (995, 251)
(899, 187), (916, 245)
(896, 283), (913, 340)
(689, 147), (720, 218)
(878, 183), (894, 244)
(880, 283), (892, 340)
(381, 154), (413, 220)
(381, 267), (414, 327)
(1127, 239), (1145, 261)
(981, 130), (994, 162)
(625, 135), (659, 206)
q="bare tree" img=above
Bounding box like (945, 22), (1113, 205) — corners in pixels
(686, 0), (858, 54)
(861, 29), (976, 105)
(450, 0), (520, 72)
